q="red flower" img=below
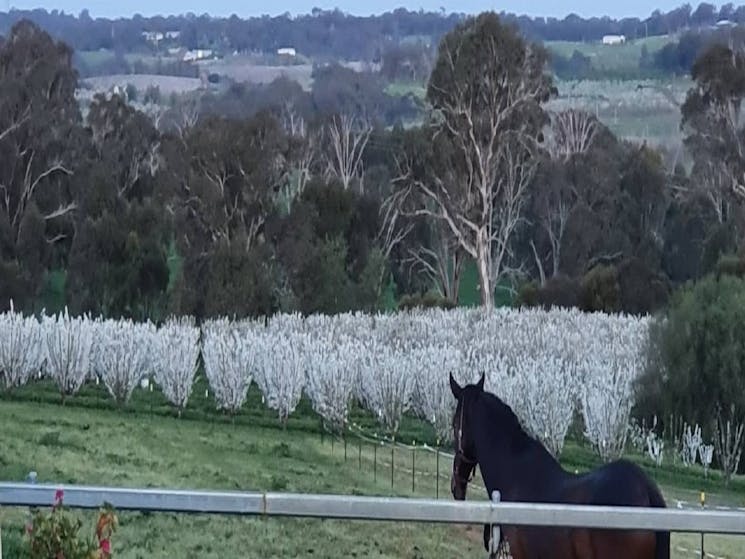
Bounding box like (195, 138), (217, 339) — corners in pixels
(99, 538), (111, 554)
(54, 489), (64, 505)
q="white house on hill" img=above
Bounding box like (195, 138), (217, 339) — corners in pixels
(602, 34), (626, 45)
(183, 49), (214, 62)
(277, 47), (297, 57)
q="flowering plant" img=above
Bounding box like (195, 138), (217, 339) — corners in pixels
(25, 489), (118, 559)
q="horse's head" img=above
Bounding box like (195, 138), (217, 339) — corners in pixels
(449, 371), (483, 501)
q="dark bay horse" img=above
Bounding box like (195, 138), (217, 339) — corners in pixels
(449, 373), (670, 559)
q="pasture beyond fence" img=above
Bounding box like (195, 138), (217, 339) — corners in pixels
(1, 482), (744, 538)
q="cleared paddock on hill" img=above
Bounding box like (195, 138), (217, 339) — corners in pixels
(80, 74), (203, 95)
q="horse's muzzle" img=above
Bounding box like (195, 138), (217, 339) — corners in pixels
(451, 473), (467, 500)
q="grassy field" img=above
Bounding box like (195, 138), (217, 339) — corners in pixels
(385, 81), (427, 99)
(0, 377), (743, 558)
(80, 75), (203, 96)
(77, 50), (173, 64)
(549, 77), (690, 157)
(386, 72), (690, 149)
(545, 34), (675, 74)
(196, 57), (315, 90)
(0, 393), (484, 559)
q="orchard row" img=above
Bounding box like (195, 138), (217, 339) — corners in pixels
(0, 305), (650, 460)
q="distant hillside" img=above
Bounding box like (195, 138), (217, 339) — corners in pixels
(1, 3), (744, 63)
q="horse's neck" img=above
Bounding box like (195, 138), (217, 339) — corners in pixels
(474, 403), (567, 501)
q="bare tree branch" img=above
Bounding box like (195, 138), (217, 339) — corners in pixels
(12, 156), (73, 230)
(324, 113), (372, 192)
(545, 109), (598, 162)
(530, 239), (547, 286)
(173, 97), (200, 141)
(280, 112), (319, 213)
(379, 188), (415, 260)
(43, 202), (77, 221)
(403, 228), (464, 302)
(0, 107), (31, 143)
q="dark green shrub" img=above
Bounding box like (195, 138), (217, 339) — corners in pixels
(715, 254), (745, 279)
(515, 281), (539, 308)
(580, 264), (620, 313)
(534, 274), (582, 310)
(397, 291), (455, 310)
(617, 257), (670, 315)
(639, 274), (745, 460)
(701, 222), (736, 275)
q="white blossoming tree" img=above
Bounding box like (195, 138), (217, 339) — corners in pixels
(93, 318), (157, 406)
(513, 355), (577, 457)
(681, 423), (702, 466)
(646, 431), (665, 467)
(714, 405), (744, 487)
(43, 309), (95, 404)
(0, 301), (44, 390)
(153, 316), (201, 416)
(201, 318), (259, 415)
(304, 334), (358, 435)
(411, 345), (463, 443)
(359, 340), (415, 438)
(699, 443), (714, 477)
(579, 352), (638, 462)
(255, 331), (306, 427)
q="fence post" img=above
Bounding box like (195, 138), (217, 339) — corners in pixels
(700, 491), (705, 559)
(435, 440), (440, 499)
(373, 443), (377, 482)
(390, 437), (395, 489)
(411, 441), (415, 493)
(488, 490), (502, 559)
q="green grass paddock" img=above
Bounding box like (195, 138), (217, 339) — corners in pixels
(545, 35), (675, 74)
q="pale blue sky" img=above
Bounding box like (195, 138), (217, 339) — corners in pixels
(6, 1), (687, 20)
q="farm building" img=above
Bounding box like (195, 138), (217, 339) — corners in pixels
(183, 49), (214, 62)
(602, 34), (626, 45)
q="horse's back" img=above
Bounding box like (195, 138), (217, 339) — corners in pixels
(567, 459), (662, 507)
(488, 465), (668, 558)
(562, 460), (669, 559)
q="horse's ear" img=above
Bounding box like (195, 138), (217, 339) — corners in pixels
(476, 372), (485, 392)
(449, 372), (462, 399)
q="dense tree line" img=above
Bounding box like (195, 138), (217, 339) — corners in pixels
(2, 3), (745, 64)
(196, 65), (422, 129)
(648, 23), (745, 75)
(1, 15), (743, 322)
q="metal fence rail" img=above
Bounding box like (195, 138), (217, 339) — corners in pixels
(1, 482), (744, 535)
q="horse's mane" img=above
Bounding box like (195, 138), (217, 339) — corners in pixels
(477, 390), (548, 455)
